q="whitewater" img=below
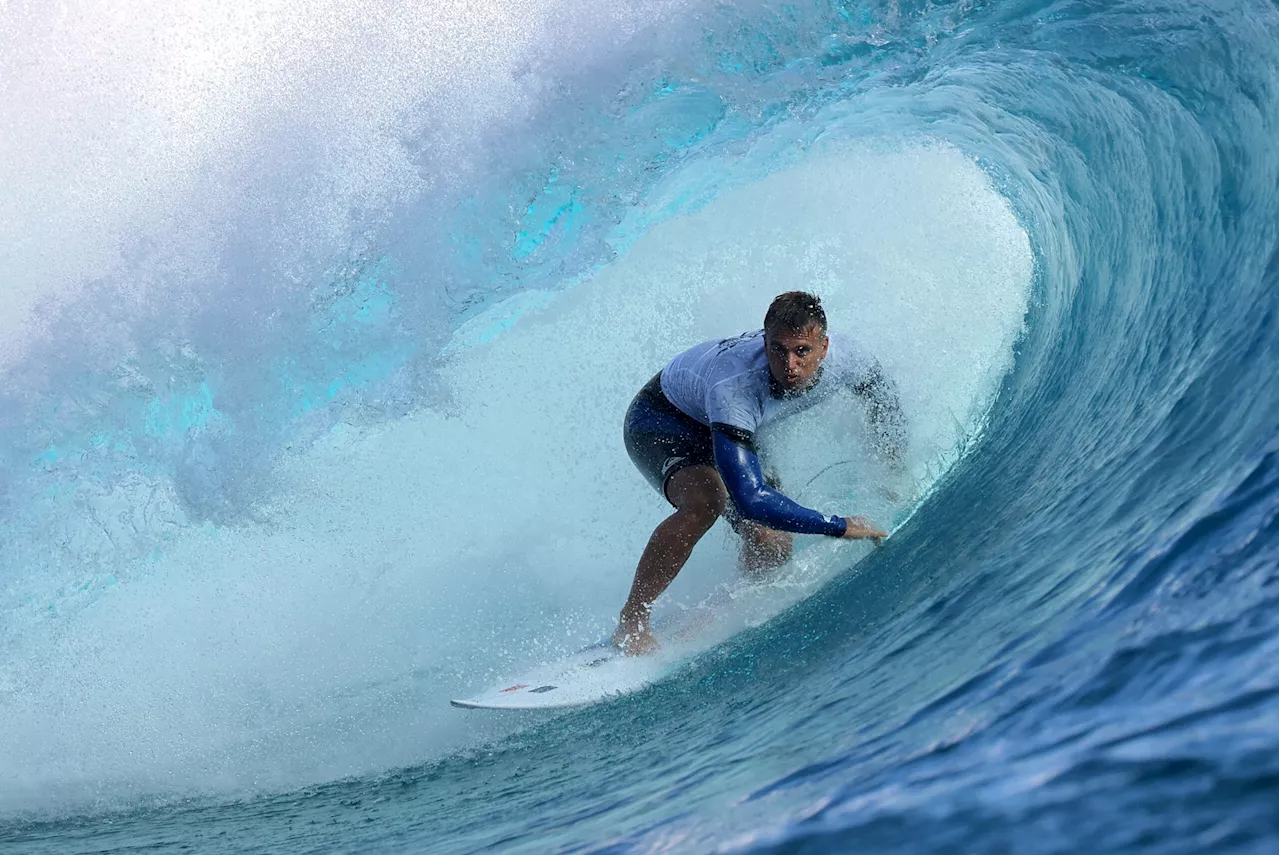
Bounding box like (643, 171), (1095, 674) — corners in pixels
(1, 0), (1275, 852)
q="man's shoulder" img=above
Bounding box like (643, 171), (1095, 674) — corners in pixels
(668, 331), (763, 374)
(709, 329), (766, 357)
(707, 332), (769, 383)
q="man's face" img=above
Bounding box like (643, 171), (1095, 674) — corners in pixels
(765, 324), (829, 393)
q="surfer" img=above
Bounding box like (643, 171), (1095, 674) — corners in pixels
(614, 291), (906, 655)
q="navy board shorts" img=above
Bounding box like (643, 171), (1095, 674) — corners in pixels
(623, 373), (715, 503)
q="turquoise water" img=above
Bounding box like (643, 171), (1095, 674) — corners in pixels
(1, 0), (1276, 851)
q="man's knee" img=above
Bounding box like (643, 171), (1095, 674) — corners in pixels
(668, 467), (728, 527)
(682, 484), (727, 529)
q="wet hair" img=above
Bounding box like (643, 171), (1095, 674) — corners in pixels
(763, 291), (827, 336)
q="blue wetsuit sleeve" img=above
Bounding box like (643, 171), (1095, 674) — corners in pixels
(712, 428), (848, 537)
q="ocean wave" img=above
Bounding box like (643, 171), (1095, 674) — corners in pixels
(0, 0), (1274, 851)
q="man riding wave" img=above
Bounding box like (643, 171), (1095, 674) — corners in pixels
(614, 291), (907, 655)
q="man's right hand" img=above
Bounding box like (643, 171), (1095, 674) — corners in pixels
(841, 516), (887, 545)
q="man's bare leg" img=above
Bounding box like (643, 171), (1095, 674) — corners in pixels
(614, 465), (726, 655)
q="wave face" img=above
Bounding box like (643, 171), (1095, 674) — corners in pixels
(1, 0), (1276, 851)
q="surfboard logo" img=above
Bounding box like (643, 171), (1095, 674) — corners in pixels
(529, 685), (557, 693)
(500, 684), (529, 693)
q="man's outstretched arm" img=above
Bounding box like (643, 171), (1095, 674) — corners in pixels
(712, 428), (884, 541)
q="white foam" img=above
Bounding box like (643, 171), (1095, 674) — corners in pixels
(0, 0), (682, 364)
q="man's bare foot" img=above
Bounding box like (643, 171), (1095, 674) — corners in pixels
(612, 623), (660, 656)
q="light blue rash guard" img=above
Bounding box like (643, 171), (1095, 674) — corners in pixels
(660, 330), (905, 537)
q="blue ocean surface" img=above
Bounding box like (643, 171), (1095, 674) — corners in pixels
(0, 0), (1275, 853)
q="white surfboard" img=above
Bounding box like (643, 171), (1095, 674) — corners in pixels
(450, 518), (909, 712)
(450, 640), (641, 710)
(450, 607), (719, 710)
